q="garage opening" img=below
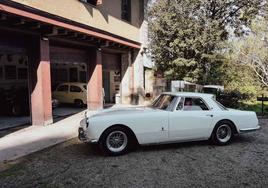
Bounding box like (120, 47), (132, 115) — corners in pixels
(102, 53), (121, 107)
(0, 46), (31, 136)
(50, 46), (88, 122)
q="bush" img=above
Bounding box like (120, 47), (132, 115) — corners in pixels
(217, 91), (250, 108)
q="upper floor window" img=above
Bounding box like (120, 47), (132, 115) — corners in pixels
(80, 0), (102, 6)
(121, 0), (131, 22)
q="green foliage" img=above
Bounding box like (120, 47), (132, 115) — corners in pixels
(230, 17), (268, 88)
(238, 101), (268, 115)
(149, 0), (263, 84)
(221, 59), (262, 99)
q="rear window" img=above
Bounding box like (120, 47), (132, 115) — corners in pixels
(57, 85), (68, 92)
(70, 85), (82, 93)
(212, 98), (228, 110)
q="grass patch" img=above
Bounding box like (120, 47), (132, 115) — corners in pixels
(0, 163), (25, 178)
(239, 101), (268, 115)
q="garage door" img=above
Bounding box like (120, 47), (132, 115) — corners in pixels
(50, 46), (88, 90)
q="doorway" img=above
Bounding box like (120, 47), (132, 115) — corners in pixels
(103, 71), (111, 103)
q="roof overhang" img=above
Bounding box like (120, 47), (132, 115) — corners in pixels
(0, 0), (141, 49)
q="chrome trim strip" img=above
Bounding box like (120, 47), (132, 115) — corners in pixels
(90, 139), (98, 143)
(240, 125), (261, 133)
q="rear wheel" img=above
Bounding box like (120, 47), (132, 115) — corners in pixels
(99, 126), (131, 156)
(74, 99), (84, 108)
(211, 121), (233, 145)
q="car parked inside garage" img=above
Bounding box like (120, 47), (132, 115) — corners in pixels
(53, 82), (87, 107)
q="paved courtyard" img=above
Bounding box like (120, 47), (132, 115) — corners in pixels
(0, 119), (267, 188)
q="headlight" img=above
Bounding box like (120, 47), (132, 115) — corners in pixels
(80, 118), (87, 128)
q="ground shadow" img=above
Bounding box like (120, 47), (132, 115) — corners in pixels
(0, 124), (30, 138)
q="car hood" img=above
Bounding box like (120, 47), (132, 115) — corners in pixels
(89, 106), (157, 118)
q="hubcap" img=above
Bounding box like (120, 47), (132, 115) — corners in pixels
(106, 131), (128, 152)
(216, 124), (232, 143)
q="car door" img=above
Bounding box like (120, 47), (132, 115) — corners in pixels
(69, 85), (83, 103)
(135, 94), (177, 144)
(132, 110), (169, 144)
(53, 84), (69, 103)
(169, 97), (214, 141)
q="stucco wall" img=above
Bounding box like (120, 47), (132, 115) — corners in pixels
(10, 0), (142, 42)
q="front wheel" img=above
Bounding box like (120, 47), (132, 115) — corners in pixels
(211, 121), (233, 145)
(99, 127), (130, 156)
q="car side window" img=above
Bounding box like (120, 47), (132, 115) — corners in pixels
(183, 97), (209, 111)
(176, 97), (184, 110)
(70, 85), (82, 93)
(57, 85), (69, 92)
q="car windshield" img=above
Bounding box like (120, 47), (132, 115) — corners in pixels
(151, 94), (176, 111)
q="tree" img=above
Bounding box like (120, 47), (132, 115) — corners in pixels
(233, 18), (268, 87)
(149, 0), (263, 84)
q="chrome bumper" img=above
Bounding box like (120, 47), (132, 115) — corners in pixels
(239, 125), (261, 133)
(78, 127), (88, 142)
(78, 127), (98, 143)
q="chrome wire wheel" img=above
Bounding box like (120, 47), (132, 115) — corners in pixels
(106, 131), (128, 153)
(216, 124), (232, 143)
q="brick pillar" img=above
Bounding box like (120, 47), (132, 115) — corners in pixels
(29, 38), (53, 126)
(87, 48), (103, 110)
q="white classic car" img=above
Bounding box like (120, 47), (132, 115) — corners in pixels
(79, 92), (260, 156)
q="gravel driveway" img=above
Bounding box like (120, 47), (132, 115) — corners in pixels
(0, 119), (268, 188)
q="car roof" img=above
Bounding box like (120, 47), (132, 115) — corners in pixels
(162, 92), (214, 98)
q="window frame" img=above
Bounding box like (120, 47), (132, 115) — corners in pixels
(175, 96), (211, 111)
(0, 66), (3, 80)
(18, 68), (28, 80)
(151, 94), (177, 111)
(4, 65), (17, 80)
(57, 85), (69, 92)
(121, 0), (132, 23)
(79, 71), (87, 83)
(70, 85), (82, 93)
(80, 0), (101, 6)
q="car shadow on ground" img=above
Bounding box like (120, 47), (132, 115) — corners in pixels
(0, 134), (260, 173)
(0, 124), (30, 138)
(70, 134), (257, 157)
(138, 136), (252, 153)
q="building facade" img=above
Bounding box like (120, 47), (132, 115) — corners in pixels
(0, 0), (150, 126)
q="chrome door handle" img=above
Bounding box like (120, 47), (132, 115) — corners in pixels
(206, 114), (213, 117)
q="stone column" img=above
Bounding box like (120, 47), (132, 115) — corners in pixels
(29, 38), (53, 126)
(87, 48), (103, 110)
